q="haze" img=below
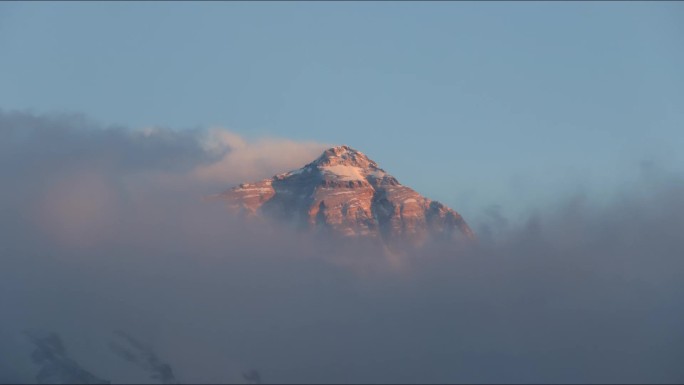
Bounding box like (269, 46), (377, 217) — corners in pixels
(1, 2), (683, 384)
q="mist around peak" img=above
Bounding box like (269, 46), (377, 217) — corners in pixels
(0, 111), (683, 383)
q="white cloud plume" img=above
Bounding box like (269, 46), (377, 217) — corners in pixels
(193, 127), (330, 184)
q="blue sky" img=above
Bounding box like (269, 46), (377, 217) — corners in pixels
(1, 2), (682, 222)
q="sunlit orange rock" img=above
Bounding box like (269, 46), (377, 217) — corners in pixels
(217, 145), (474, 246)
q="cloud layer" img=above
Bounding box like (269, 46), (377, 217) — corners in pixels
(0, 110), (683, 384)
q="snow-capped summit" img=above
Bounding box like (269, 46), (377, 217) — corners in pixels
(217, 145), (474, 246)
(276, 145), (389, 184)
(311, 145), (380, 169)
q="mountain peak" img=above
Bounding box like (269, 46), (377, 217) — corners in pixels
(218, 146), (474, 246)
(311, 145), (378, 169)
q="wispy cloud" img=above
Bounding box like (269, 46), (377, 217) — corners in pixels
(192, 127), (330, 184)
(0, 110), (683, 383)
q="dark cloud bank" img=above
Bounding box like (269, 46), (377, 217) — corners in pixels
(1, 110), (683, 384)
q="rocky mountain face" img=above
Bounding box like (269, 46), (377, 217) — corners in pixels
(217, 145), (474, 246)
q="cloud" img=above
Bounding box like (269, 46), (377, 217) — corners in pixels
(192, 127), (330, 184)
(0, 110), (328, 248)
(0, 110), (683, 383)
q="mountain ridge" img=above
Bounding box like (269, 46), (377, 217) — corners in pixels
(217, 145), (474, 246)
